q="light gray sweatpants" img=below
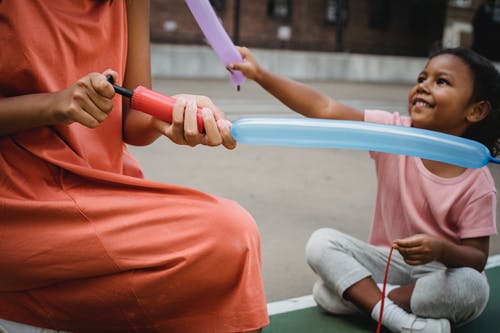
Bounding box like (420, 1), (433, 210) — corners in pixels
(305, 228), (490, 326)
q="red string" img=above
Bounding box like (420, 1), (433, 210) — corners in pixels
(376, 246), (394, 333)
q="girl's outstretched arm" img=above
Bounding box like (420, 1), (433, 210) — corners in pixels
(231, 46), (364, 122)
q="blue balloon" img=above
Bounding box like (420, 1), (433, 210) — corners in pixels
(230, 117), (500, 168)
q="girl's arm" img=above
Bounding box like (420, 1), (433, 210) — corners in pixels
(394, 234), (489, 272)
(231, 46), (364, 122)
(443, 237), (489, 271)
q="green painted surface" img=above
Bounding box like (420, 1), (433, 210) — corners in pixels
(264, 265), (500, 333)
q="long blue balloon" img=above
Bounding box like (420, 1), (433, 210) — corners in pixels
(230, 117), (500, 168)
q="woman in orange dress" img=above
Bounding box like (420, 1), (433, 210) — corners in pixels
(0, 1), (268, 332)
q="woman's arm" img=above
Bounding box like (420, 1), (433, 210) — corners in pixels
(231, 46), (364, 121)
(394, 234), (489, 272)
(122, 0), (236, 149)
(0, 93), (60, 136)
(121, 0), (157, 146)
(0, 72), (116, 136)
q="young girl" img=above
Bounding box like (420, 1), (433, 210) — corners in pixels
(230, 47), (500, 332)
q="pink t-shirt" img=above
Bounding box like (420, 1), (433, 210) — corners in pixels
(365, 110), (497, 247)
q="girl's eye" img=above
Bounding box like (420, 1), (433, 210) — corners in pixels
(417, 76), (425, 83)
(437, 78), (449, 85)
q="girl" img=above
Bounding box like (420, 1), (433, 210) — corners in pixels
(0, 1), (268, 332)
(230, 47), (500, 332)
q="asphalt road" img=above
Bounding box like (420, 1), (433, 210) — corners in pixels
(127, 77), (500, 302)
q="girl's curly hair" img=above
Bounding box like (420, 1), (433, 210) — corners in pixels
(429, 47), (500, 156)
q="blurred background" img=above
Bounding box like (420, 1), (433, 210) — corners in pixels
(129, 0), (500, 302)
(151, 0), (500, 59)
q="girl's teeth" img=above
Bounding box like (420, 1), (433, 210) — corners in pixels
(416, 101), (430, 107)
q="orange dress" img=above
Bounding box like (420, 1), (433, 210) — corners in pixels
(0, 1), (268, 332)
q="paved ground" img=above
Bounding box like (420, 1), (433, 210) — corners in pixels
(127, 77), (500, 302)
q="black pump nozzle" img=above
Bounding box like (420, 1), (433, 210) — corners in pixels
(106, 75), (133, 98)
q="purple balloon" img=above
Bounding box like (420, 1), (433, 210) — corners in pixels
(185, 0), (246, 90)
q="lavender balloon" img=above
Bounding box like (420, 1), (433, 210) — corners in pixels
(185, 0), (246, 90)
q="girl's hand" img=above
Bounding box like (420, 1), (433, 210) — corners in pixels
(49, 69), (117, 128)
(228, 46), (263, 81)
(152, 94), (236, 150)
(393, 234), (444, 266)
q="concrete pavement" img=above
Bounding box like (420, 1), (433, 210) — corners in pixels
(127, 78), (500, 302)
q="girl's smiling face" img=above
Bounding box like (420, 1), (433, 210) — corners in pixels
(408, 54), (476, 135)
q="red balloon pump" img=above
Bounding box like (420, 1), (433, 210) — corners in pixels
(106, 76), (204, 133)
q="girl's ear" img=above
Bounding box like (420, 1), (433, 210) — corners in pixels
(467, 101), (491, 123)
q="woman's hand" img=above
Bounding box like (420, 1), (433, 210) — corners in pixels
(228, 46), (263, 82)
(49, 69), (117, 127)
(152, 94), (236, 150)
(393, 234), (444, 266)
